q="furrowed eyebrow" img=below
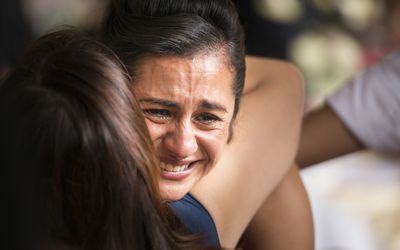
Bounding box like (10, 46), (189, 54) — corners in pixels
(139, 98), (178, 108)
(139, 98), (227, 113)
(199, 100), (228, 113)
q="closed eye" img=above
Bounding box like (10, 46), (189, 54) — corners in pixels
(194, 112), (221, 124)
(143, 109), (172, 121)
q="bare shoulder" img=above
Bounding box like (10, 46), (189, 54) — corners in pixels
(245, 55), (304, 93)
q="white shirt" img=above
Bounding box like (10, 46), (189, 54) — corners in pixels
(328, 51), (400, 154)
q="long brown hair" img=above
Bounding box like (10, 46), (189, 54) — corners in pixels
(0, 29), (204, 250)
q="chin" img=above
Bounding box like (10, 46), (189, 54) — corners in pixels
(160, 188), (187, 201)
(159, 180), (193, 201)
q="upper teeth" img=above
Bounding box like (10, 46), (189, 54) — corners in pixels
(160, 162), (190, 172)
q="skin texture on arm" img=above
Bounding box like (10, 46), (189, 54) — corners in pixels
(239, 164), (314, 250)
(191, 55), (305, 248)
(296, 104), (364, 168)
(239, 70), (314, 249)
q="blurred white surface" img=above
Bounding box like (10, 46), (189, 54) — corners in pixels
(301, 150), (400, 250)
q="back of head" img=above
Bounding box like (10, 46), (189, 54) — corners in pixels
(0, 29), (181, 250)
(103, 0), (245, 118)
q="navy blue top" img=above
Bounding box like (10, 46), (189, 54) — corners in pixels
(169, 193), (220, 247)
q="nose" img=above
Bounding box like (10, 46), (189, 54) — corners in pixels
(164, 123), (198, 159)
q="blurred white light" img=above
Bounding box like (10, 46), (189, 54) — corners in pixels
(336, 0), (383, 31)
(253, 0), (303, 23)
(22, 0), (107, 36)
(289, 27), (363, 108)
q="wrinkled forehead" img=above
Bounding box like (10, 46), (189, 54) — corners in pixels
(131, 49), (236, 114)
(133, 46), (235, 81)
(135, 51), (234, 89)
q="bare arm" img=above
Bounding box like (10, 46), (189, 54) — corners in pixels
(239, 164), (314, 250)
(191, 56), (304, 248)
(296, 104), (364, 168)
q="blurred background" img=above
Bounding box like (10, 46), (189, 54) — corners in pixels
(1, 0), (399, 249)
(2, 0), (399, 108)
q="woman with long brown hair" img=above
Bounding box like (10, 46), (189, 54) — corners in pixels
(0, 29), (205, 250)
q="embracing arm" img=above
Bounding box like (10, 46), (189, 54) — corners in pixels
(239, 164), (314, 250)
(239, 56), (313, 250)
(191, 56), (304, 248)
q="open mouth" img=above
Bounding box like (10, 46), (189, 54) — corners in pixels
(160, 162), (193, 172)
(159, 161), (201, 181)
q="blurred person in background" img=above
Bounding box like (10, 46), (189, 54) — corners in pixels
(296, 0), (400, 168)
(235, 1), (399, 249)
(297, 49), (400, 168)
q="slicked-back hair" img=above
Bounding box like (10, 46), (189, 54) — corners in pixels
(0, 29), (205, 250)
(103, 0), (246, 121)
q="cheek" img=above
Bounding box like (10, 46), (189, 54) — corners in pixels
(197, 129), (228, 161)
(144, 120), (165, 143)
